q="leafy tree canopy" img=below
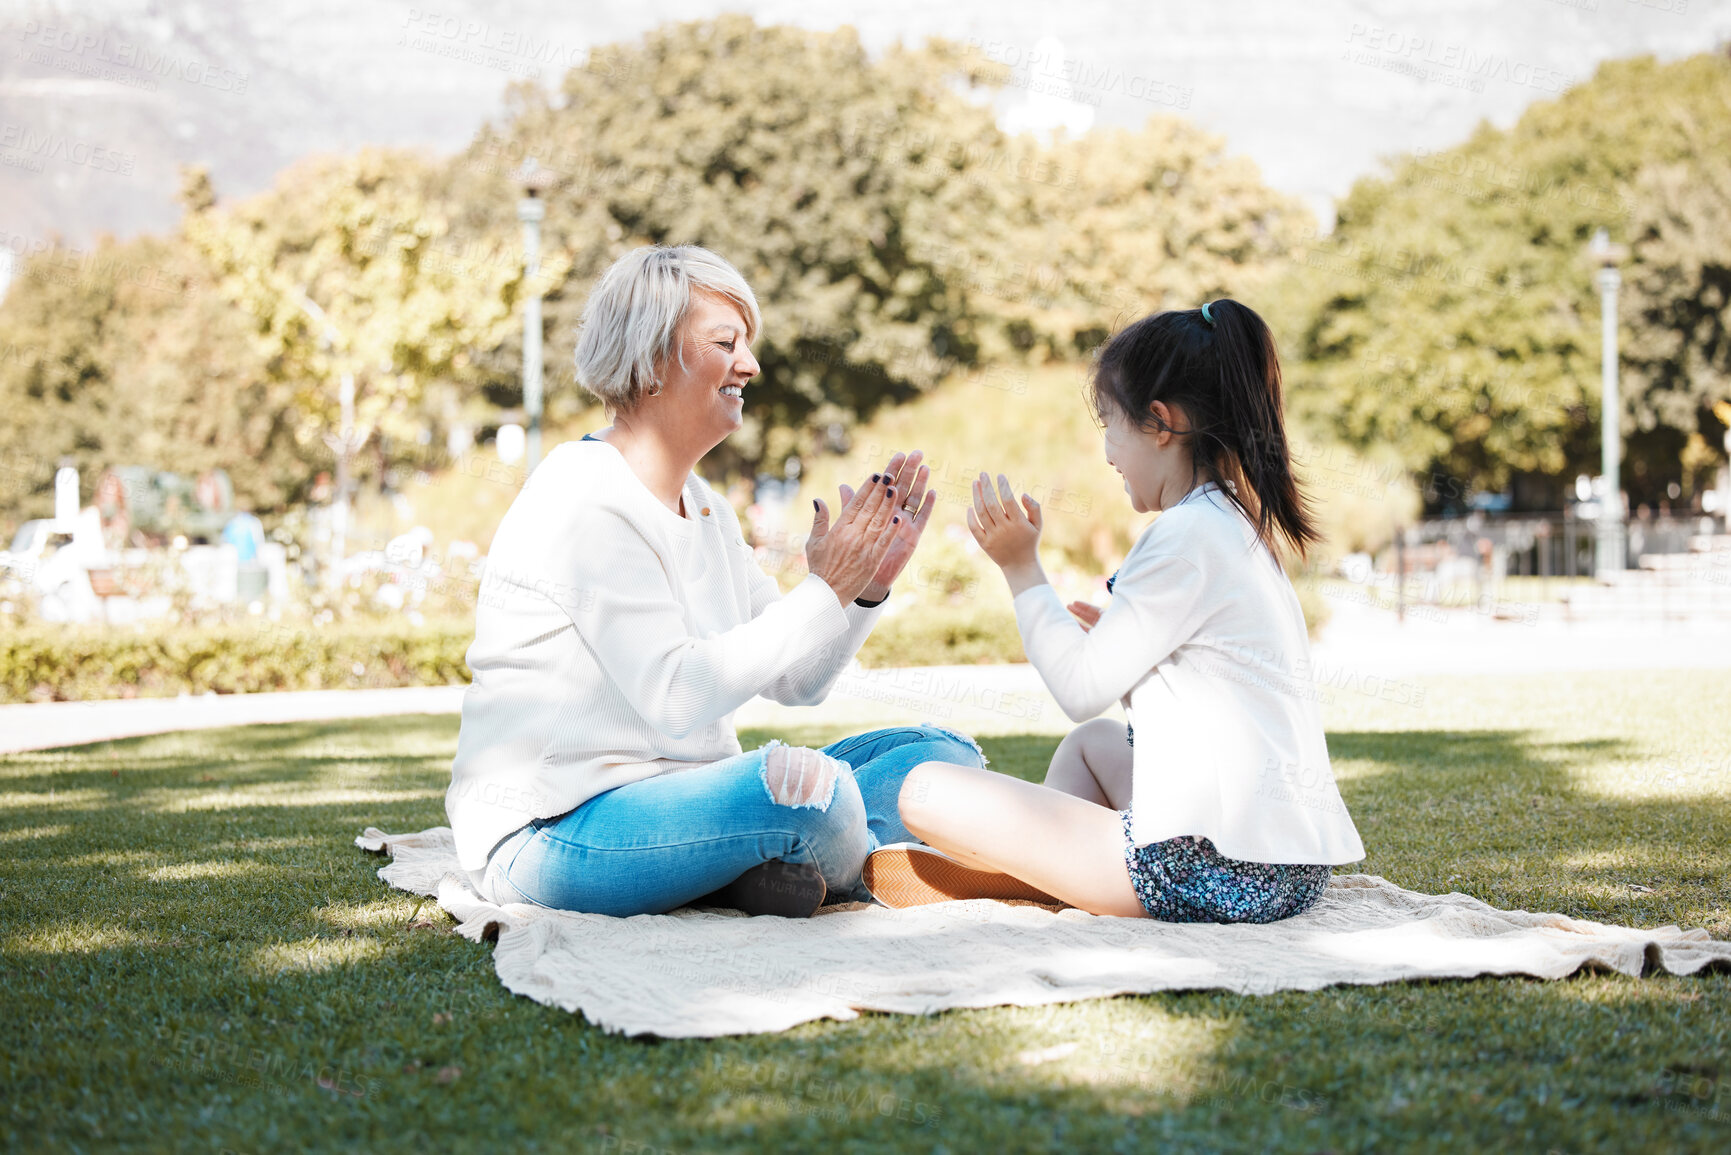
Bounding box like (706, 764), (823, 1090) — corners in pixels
(1275, 52), (1731, 509)
(475, 15), (1305, 474)
(0, 231), (309, 527)
(470, 15), (1013, 473)
(182, 148), (555, 462)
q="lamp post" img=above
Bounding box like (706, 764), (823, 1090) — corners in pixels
(1589, 227), (1627, 579)
(293, 290), (356, 583)
(514, 158), (556, 473)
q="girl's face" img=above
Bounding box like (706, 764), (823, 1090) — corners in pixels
(1101, 398), (1195, 515)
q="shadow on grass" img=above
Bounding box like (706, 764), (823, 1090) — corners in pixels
(0, 717), (1726, 1152)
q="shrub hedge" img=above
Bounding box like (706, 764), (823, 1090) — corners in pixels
(0, 608), (1019, 702)
(3, 588), (1325, 701)
(855, 602), (1025, 669)
(0, 620), (474, 704)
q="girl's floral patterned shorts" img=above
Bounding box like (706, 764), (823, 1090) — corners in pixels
(1118, 809), (1332, 923)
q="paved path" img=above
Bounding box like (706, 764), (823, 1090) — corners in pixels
(1305, 601), (1731, 676)
(0, 686), (468, 756)
(2, 608), (1727, 755)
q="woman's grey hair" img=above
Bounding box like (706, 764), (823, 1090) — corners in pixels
(572, 244), (762, 411)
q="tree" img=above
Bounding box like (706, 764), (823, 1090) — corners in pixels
(0, 241), (117, 529)
(471, 16), (1312, 478)
(472, 15), (1017, 474)
(181, 149), (556, 481)
(0, 14), (1327, 528)
(1625, 139), (1731, 498)
(992, 119), (1309, 358)
(0, 231), (307, 533)
(1275, 52), (1731, 510)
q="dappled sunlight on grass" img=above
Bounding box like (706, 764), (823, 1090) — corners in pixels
(142, 859), (273, 883)
(1533, 973), (1718, 1009)
(314, 898), (423, 933)
(1557, 883), (1688, 913)
(202, 833), (326, 854)
(0, 789), (109, 811)
(138, 783), (444, 813)
(7, 921), (166, 954)
(1563, 849), (1658, 871)
(252, 934), (389, 975)
(1567, 758), (1731, 802)
(0, 684), (1725, 1151)
(0, 823), (69, 843)
(59, 848), (156, 869)
(1006, 1005), (1238, 1111)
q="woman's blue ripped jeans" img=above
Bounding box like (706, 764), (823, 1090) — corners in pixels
(484, 725), (987, 916)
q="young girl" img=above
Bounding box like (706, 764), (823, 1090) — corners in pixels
(862, 299), (1365, 921)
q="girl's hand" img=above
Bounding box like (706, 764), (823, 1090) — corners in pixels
(967, 472), (1048, 596)
(1067, 601), (1102, 632)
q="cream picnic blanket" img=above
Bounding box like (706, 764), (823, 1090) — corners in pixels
(356, 826), (1731, 1039)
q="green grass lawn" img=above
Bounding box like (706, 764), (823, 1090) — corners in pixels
(2, 670), (1729, 1153)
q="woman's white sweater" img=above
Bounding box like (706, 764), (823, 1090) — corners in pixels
(446, 436), (886, 871)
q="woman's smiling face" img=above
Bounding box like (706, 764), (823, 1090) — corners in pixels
(657, 291), (760, 446)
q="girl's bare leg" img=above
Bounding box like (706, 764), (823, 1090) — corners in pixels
(897, 761), (1147, 918)
(1042, 717), (1134, 809)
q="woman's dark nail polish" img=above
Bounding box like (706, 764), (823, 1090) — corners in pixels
(812, 499), (819, 511)
(893, 515), (901, 525)
(870, 473), (881, 483)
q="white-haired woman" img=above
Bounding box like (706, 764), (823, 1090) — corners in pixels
(446, 244), (986, 918)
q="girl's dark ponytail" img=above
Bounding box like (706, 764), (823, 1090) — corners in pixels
(1090, 298), (1320, 560)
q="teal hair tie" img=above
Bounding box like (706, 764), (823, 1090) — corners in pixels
(1200, 301), (1216, 325)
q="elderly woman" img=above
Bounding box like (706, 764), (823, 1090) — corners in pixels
(447, 244), (986, 918)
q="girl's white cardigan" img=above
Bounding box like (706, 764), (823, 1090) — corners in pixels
(1014, 484), (1365, 865)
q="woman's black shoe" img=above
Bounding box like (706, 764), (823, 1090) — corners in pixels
(703, 860), (827, 918)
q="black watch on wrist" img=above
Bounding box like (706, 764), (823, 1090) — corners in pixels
(854, 592), (888, 608)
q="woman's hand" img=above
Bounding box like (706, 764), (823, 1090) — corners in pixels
(967, 472), (1048, 596)
(1067, 601), (1103, 632)
(806, 474), (905, 606)
(835, 450), (936, 603)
